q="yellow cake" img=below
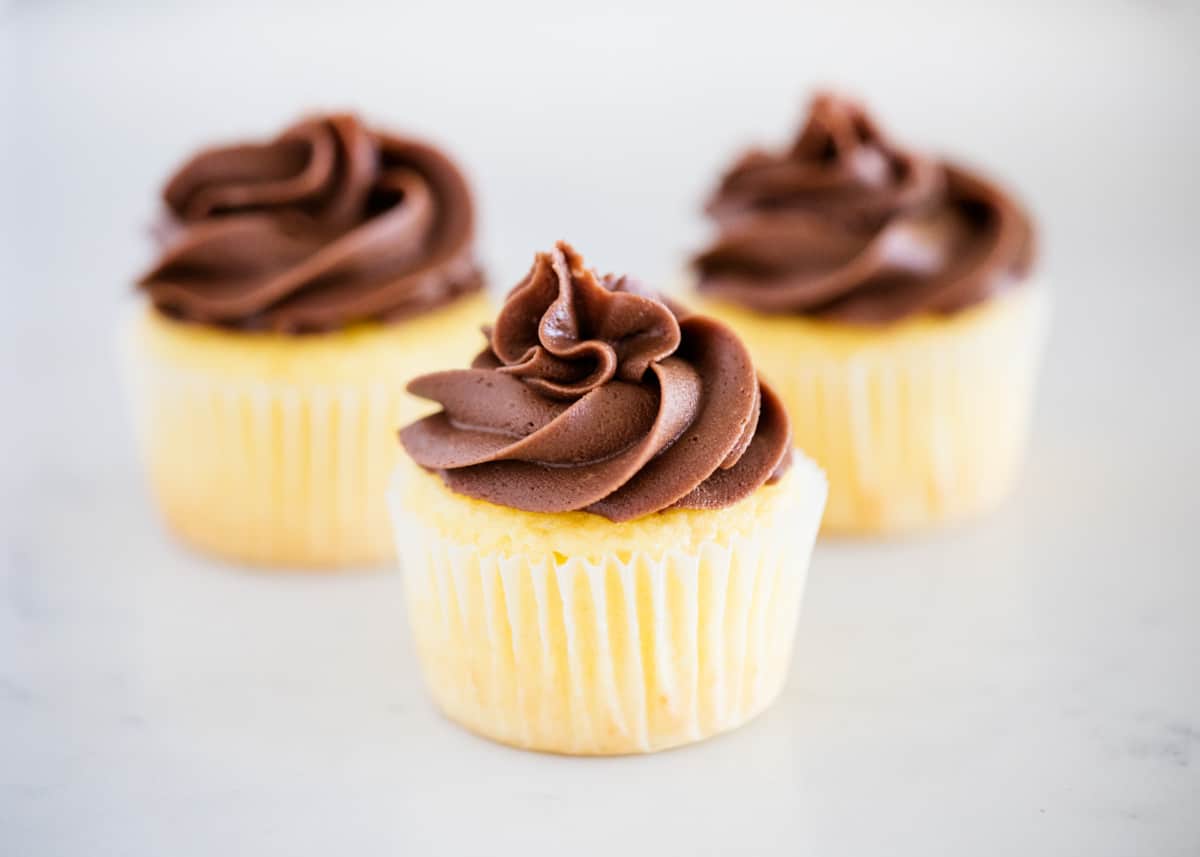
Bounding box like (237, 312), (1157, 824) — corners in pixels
(127, 111), (489, 567)
(125, 293), (491, 568)
(692, 92), (1046, 534)
(391, 242), (826, 754)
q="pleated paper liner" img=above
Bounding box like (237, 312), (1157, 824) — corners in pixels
(391, 457), (827, 755)
(699, 287), (1050, 535)
(123, 295), (491, 568)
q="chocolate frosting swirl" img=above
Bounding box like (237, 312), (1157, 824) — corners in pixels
(400, 242), (792, 522)
(694, 93), (1035, 323)
(139, 113), (482, 332)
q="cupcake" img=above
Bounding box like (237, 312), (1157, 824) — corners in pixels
(693, 92), (1048, 535)
(391, 241), (827, 755)
(126, 113), (490, 568)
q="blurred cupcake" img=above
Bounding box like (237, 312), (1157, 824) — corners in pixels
(693, 92), (1048, 535)
(391, 241), (826, 755)
(126, 113), (489, 568)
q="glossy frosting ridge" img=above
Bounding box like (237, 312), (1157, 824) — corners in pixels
(140, 113), (482, 332)
(695, 92), (1035, 323)
(400, 242), (792, 521)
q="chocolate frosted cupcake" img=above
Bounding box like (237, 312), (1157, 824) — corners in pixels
(125, 113), (490, 567)
(390, 242), (827, 754)
(693, 93), (1049, 534)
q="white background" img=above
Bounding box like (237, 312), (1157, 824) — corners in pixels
(3, 1), (1199, 854)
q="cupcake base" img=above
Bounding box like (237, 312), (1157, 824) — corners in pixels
(390, 457), (827, 755)
(697, 286), (1049, 535)
(123, 293), (491, 568)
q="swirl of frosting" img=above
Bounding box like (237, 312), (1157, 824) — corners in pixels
(694, 92), (1035, 323)
(139, 113), (483, 332)
(400, 242), (792, 521)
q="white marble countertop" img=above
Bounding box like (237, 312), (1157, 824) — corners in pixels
(3, 1), (1198, 854)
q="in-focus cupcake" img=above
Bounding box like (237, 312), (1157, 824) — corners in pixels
(391, 241), (827, 755)
(693, 92), (1048, 535)
(126, 113), (490, 568)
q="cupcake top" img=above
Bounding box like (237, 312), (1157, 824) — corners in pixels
(400, 242), (792, 522)
(139, 113), (482, 333)
(694, 92), (1035, 323)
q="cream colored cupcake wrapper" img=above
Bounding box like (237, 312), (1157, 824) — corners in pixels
(126, 361), (417, 568)
(390, 458), (827, 755)
(122, 295), (490, 568)
(715, 287), (1050, 534)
